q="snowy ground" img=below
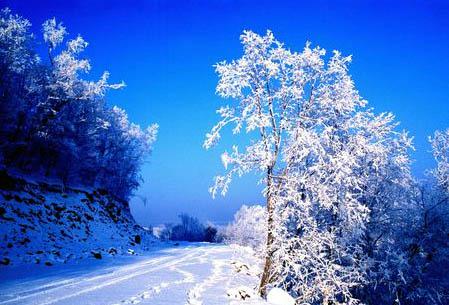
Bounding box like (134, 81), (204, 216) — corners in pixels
(0, 243), (269, 305)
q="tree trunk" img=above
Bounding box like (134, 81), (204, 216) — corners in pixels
(259, 169), (275, 297)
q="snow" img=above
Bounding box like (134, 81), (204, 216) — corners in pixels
(0, 244), (270, 305)
(0, 172), (157, 266)
(0, 171), (271, 305)
(266, 288), (295, 305)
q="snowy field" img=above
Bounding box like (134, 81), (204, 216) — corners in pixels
(0, 244), (269, 305)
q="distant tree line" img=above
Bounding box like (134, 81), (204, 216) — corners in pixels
(0, 9), (157, 199)
(158, 214), (219, 243)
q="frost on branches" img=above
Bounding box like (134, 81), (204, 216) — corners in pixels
(430, 129), (449, 194)
(0, 9), (157, 199)
(205, 30), (415, 304)
(224, 205), (266, 254)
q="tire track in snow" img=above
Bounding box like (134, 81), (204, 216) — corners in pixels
(112, 264), (196, 305)
(0, 248), (203, 305)
(34, 249), (203, 305)
(0, 255), (172, 301)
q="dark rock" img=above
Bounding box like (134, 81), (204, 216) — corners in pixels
(85, 193), (94, 202)
(45, 261), (53, 266)
(19, 237), (30, 245)
(0, 206), (7, 218)
(24, 198), (38, 205)
(98, 189), (108, 196)
(60, 230), (70, 238)
(91, 251), (102, 259)
(0, 207), (14, 221)
(2, 193), (13, 201)
(0, 258), (10, 265)
(52, 203), (66, 212)
(40, 183), (63, 193)
(66, 211), (81, 222)
(0, 170), (17, 191)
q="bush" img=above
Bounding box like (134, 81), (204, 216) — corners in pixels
(204, 225), (218, 242)
(155, 223), (174, 241)
(224, 205), (266, 252)
(170, 214), (205, 242)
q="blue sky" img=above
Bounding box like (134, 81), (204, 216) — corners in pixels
(4, 0), (449, 225)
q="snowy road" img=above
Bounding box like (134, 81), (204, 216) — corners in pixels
(0, 244), (264, 305)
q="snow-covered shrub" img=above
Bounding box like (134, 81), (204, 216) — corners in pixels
(224, 205), (266, 253)
(153, 224), (173, 241)
(214, 225), (227, 243)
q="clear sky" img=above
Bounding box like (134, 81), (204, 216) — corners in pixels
(4, 0), (449, 225)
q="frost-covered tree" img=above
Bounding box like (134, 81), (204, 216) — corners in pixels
(0, 8), (36, 74)
(275, 110), (414, 304)
(0, 9), (157, 199)
(224, 205), (266, 253)
(204, 30), (414, 302)
(369, 129), (449, 305)
(170, 214), (206, 242)
(204, 31), (329, 295)
(356, 134), (417, 304)
(0, 8), (41, 162)
(393, 129), (449, 305)
(95, 106), (157, 198)
(430, 129), (449, 194)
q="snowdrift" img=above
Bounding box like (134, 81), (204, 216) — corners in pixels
(0, 170), (156, 267)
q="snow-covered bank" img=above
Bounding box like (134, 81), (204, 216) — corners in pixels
(0, 244), (268, 305)
(0, 171), (157, 267)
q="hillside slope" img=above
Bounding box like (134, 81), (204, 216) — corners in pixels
(0, 170), (156, 267)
